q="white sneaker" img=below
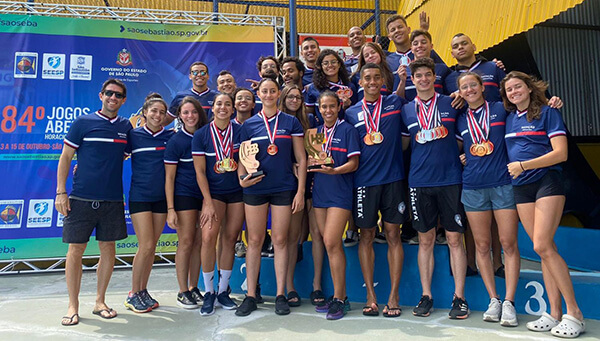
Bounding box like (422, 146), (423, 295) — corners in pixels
(483, 297), (502, 322)
(500, 300), (518, 327)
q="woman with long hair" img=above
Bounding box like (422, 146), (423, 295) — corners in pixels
(235, 78), (307, 317)
(124, 93), (174, 313)
(278, 84), (320, 307)
(501, 71), (585, 337)
(305, 49), (357, 123)
(164, 96), (208, 309)
(351, 42), (395, 100)
(192, 93), (245, 315)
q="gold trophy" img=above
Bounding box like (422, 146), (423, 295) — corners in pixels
(304, 128), (334, 170)
(238, 140), (264, 180)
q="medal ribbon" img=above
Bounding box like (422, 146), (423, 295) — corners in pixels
(361, 96), (382, 134)
(210, 121), (233, 161)
(459, 60), (483, 73)
(328, 81), (349, 91)
(260, 110), (279, 146)
(322, 119), (340, 156)
(466, 101), (490, 144)
(415, 94), (438, 130)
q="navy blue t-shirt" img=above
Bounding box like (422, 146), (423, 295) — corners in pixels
(164, 128), (202, 198)
(126, 126), (175, 202)
(457, 101), (512, 190)
(305, 82), (358, 123)
(505, 106), (567, 186)
(445, 60), (506, 102)
(168, 88), (217, 120)
(64, 111), (131, 201)
(401, 94), (463, 188)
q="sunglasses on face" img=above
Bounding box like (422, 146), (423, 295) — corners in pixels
(103, 90), (125, 99)
(191, 70), (208, 77)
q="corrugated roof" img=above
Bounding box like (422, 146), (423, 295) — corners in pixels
(392, 0), (586, 64)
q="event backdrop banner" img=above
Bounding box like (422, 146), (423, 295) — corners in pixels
(0, 14), (274, 260)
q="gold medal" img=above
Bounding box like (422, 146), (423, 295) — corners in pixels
(267, 143), (278, 156)
(469, 144), (478, 156)
(364, 133), (374, 146)
(214, 161), (224, 174)
(485, 141), (494, 155)
(475, 144), (487, 157)
(371, 131), (384, 144)
(220, 158), (234, 172)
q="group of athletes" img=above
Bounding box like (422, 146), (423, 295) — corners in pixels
(54, 12), (585, 338)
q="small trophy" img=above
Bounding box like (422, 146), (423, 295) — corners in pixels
(239, 140), (264, 180)
(304, 128), (334, 170)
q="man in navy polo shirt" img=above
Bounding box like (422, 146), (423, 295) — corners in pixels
(55, 79), (132, 326)
(300, 37), (320, 87)
(166, 61), (218, 123)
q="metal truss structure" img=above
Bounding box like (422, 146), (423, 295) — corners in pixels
(0, 252), (176, 275)
(0, 1), (286, 58)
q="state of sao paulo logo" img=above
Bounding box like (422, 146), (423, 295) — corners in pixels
(117, 48), (132, 66)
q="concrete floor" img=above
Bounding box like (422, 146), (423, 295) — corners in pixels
(0, 266), (597, 341)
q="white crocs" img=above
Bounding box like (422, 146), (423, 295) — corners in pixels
(526, 312), (560, 332)
(551, 314), (585, 338)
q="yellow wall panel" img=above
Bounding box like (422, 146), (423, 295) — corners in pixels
(393, 0), (586, 64)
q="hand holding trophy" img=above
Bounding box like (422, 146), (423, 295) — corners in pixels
(238, 140), (264, 180)
(304, 128), (334, 170)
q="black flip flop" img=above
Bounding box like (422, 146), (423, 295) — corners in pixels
(287, 291), (302, 307)
(61, 313), (79, 326)
(383, 305), (402, 318)
(362, 303), (379, 316)
(310, 290), (325, 306)
(92, 308), (117, 319)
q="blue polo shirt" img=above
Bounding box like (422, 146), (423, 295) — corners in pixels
(445, 60), (506, 102)
(457, 101), (512, 190)
(302, 66), (314, 87)
(345, 94), (408, 187)
(164, 127), (202, 198)
(312, 120), (361, 210)
(305, 82), (358, 123)
(505, 106), (567, 186)
(126, 126), (175, 202)
(239, 111), (304, 194)
(168, 88), (217, 120)
(191, 122), (242, 195)
(64, 111), (132, 201)
(401, 94), (463, 188)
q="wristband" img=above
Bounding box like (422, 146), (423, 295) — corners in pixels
(56, 192), (67, 196)
(168, 207), (175, 210)
(519, 162), (525, 171)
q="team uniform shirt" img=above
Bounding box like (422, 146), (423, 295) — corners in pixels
(239, 111), (304, 195)
(312, 120), (361, 210)
(250, 88), (263, 115)
(302, 66), (314, 87)
(164, 128), (202, 198)
(344, 54), (360, 73)
(387, 49), (446, 100)
(304, 82), (358, 123)
(64, 111), (131, 201)
(126, 126), (175, 202)
(351, 73), (392, 101)
(402, 63), (449, 101)
(505, 106), (567, 186)
(401, 94), (463, 188)
(168, 88), (218, 120)
(457, 101), (512, 190)
(345, 94), (408, 187)
(445, 59), (506, 102)
(191, 122), (242, 195)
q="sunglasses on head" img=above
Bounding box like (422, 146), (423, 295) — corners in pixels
(103, 90), (125, 99)
(191, 70), (208, 77)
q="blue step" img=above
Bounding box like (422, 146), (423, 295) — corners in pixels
(220, 242), (600, 320)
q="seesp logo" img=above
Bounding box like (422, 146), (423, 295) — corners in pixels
(14, 52), (38, 78)
(27, 199), (53, 228)
(0, 200), (24, 229)
(42, 53), (65, 80)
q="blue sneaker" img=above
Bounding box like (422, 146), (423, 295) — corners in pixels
(216, 291), (237, 310)
(315, 296), (333, 313)
(326, 299), (347, 320)
(124, 291), (151, 313)
(139, 289), (159, 309)
(200, 292), (216, 316)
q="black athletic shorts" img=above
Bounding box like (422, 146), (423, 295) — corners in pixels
(513, 170), (565, 204)
(212, 190), (243, 204)
(129, 200), (168, 214)
(243, 190), (295, 206)
(353, 180), (408, 229)
(62, 198), (127, 243)
(409, 184), (466, 233)
(174, 195), (203, 211)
